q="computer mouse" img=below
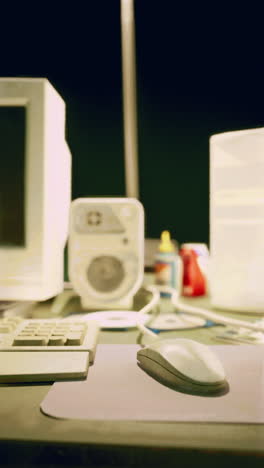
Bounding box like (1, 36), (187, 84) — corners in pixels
(137, 338), (229, 396)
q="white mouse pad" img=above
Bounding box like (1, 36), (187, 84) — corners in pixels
(41, 344), (264, 423)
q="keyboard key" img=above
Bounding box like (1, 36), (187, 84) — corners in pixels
(48, 336), (67, 346)
(17, 331), (34, 336)
(13, 336), (49, 346)
(22, 326), (39, 332)
(69, 327), (86, 333)
(54, 328), (69, 334)
(66, 332), (84, 345)
(0, 325), (13, 333)
(35, 332), (51, 337)
(3, 317), (23, 325)
(0, 318), (20, 332)
(39, 323), (55, 327)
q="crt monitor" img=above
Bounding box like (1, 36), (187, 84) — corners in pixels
(0, 78), (71, 301)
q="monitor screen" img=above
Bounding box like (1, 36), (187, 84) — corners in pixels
(0, 106), (26, 247)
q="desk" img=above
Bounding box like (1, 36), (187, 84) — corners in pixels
(0, 291), (264, 467)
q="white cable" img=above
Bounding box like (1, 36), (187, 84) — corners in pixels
(59, 285), (160, 332)
(56, 283), (264, 336)
(169, 287), (264, 334)
(135, 285), (161, 339)
(135, 284), (264, 339)
(50, 290), (77, 316)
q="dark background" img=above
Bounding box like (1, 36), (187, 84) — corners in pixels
(1, 1), (263, 245)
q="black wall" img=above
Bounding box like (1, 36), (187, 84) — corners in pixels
(1, 1), (263, 245)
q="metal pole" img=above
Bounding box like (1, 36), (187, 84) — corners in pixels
(120, 0), (139, 199)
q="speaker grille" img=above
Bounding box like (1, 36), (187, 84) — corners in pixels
(87, 256), (125, 293)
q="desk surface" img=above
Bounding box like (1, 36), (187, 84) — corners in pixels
(0, 290), (264, 467)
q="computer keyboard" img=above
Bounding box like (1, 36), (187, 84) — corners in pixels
(0, 317), (99, 383)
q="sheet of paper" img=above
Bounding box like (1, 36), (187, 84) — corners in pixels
(41, 344), (264, 423)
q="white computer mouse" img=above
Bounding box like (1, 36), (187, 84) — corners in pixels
(137, 338), (228, 396)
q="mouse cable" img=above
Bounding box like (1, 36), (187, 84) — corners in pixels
(136, 285), (264, 339)
(49, 283), (160, 330)
(170, 288), (264, 333)
(134, 285), (160, 339)
(52, 283), (264, 338)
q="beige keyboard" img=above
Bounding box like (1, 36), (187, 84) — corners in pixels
(0, 317), (99, 383)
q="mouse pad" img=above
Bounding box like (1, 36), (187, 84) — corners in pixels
(41, 344), (264, 423)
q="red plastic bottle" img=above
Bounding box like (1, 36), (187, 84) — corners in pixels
(179, 247), (206, 297)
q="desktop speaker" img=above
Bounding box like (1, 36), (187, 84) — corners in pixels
(68, 198), (144, 309)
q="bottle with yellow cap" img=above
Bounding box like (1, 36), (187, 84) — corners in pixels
(154, 230), (181, 297)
